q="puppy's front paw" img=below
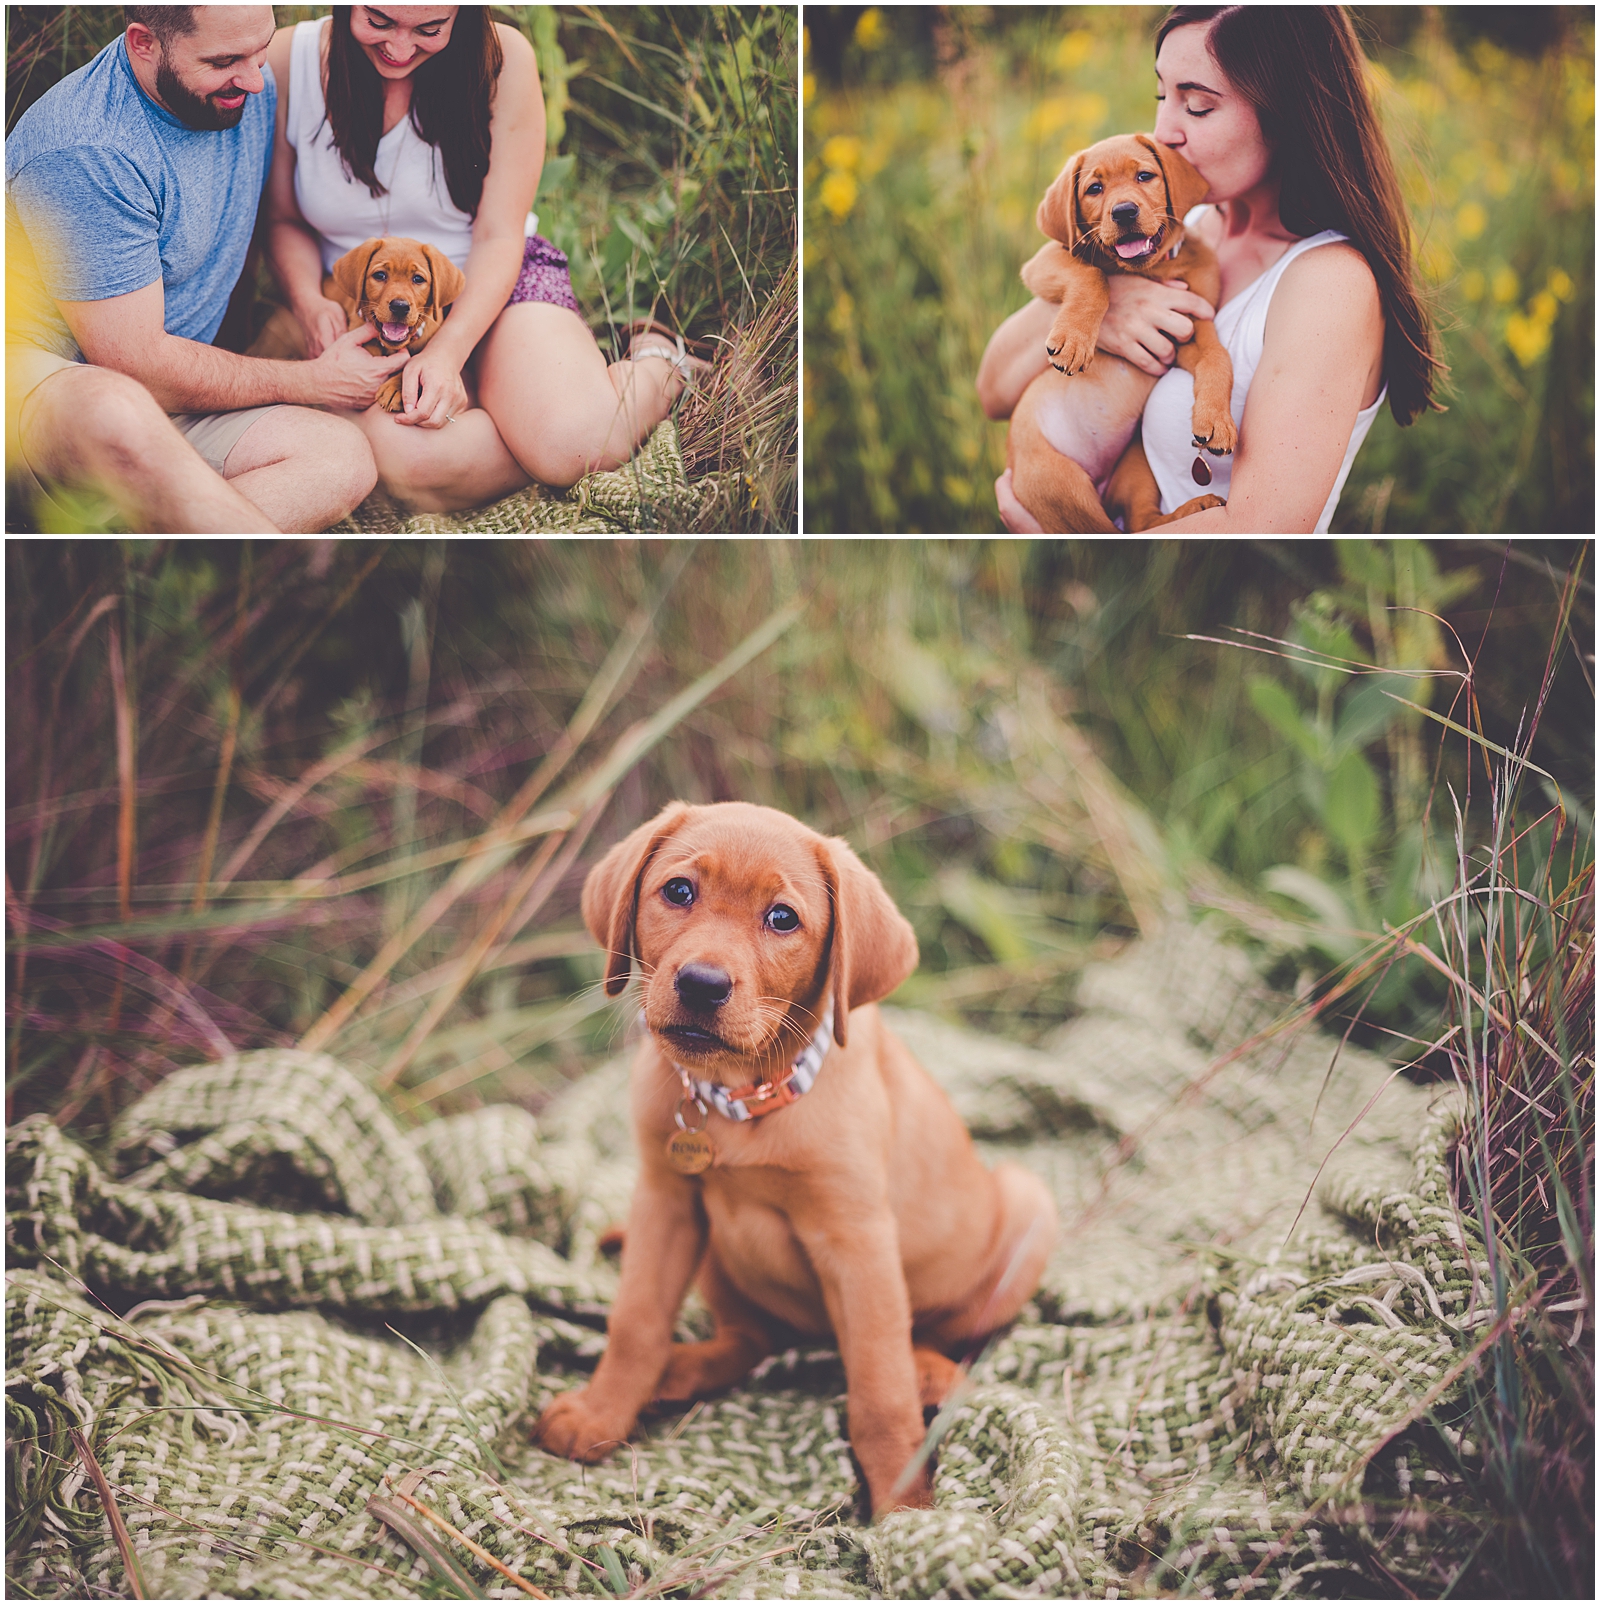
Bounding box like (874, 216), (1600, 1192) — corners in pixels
(871, 1467), (935, 1517)
(1044, 310), (1097, 377)
(1169, 493), (1226, 519)
(1191, 407), (1237, 456)
(374, 374), (406, 414)
(534, 1387), (630, 1463)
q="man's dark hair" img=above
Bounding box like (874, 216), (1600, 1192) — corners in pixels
(124, 7), (198, 49)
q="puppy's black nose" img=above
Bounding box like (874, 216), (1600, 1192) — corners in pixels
(675, 963), (733, 1010)
(1110, 201), (1140, 227)
(388, 300), (412, 318)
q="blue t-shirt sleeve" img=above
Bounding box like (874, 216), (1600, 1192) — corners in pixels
(7, 145), (164, 302)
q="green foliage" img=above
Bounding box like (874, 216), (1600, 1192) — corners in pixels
(803, 7), (1594, 532)
(539, 6), (796, 348)
(1220, 541), (1501, 1035)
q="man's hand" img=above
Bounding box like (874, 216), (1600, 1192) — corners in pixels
(303, 324), (411, 411)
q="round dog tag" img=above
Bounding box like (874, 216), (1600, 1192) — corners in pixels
(665, 1129), (713, 1174)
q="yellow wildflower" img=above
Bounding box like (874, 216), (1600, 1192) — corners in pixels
(1548, 267), (1575, 301)
(854, 8), (887, 50)
(822, 135), (862, 172)
(1419, 239), (1452, 282)
(1490, 265), (1520, 304)
(819, 169), (859, 219)
(1460, 269), (1486, 302)
(1404, 78), (1444, 117)
(1454, 201), (1487, 241)
(1504, 310), (1550, 368)
(1023, 98), (1073, 143)
(1054, 31), (1093, 72)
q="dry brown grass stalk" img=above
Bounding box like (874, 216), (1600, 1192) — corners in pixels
(70, 1427), (146, 1600)
(676, 250), (798, 532)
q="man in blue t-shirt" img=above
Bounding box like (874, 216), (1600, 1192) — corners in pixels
(5, 6), (410, 533)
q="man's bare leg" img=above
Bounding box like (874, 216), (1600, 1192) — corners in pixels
(19, 365), (282, 533)
(221, 406), (378, 532)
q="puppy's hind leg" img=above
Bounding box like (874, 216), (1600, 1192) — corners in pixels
(912, 1346), (963, 1408)
(1104, 433), (1224, 532)
(1008, 387), (1118, 534)
(654, 1248), (778, 1402)
(918, 1164), (1057, 1353)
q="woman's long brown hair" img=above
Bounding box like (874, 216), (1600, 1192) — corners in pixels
(323, 6), (504, 220)
(1157, 5), (1446, 425)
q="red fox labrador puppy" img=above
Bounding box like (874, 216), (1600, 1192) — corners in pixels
(1007, 132), (1235, 532)
(535, 802), (1057, 1514)
(326, 236), (466, 413)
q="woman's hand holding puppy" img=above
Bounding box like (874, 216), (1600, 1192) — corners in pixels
(978, 275), (1217, 422)
(1099, 275), (1216, 376)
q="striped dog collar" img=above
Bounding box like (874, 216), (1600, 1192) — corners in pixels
(664, 1006), (835, 1122)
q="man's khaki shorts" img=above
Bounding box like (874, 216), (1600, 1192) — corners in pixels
(5, 341), (283, 520)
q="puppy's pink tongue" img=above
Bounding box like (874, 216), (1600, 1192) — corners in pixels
(1115, 238), (1155, 259)
(379, 321), (411, 343)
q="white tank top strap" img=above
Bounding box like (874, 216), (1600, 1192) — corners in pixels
(1139, 207), (1386, 532)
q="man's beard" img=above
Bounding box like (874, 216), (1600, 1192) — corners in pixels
(153, 53), (247, 131)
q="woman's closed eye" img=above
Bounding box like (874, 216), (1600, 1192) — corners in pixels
(1156, 94), (1215, 118)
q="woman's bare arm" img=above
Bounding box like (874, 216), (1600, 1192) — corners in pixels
(261, 26), (346, 356)
(418, 24), (543, 373)
(976, 296), (1057, 420)
(1154, 243), (1383, 532)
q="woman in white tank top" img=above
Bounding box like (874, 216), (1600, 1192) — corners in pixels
(262, 8), (705, 514)
(981, 6), (1444, 534)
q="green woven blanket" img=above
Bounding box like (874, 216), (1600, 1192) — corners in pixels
(7, 923), (1487, 1598)
(328, 419), (737, 535)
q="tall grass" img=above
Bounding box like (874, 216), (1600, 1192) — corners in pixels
(1429, 569), (1593, 1590)
(803, 6), (1594, 533)
(3, 6), (797, 534)
(1204, 551), (1595, 1593)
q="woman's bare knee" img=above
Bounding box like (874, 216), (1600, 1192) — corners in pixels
(511, 411), (636, 488)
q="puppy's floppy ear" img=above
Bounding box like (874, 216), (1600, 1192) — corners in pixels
(1036, 148), (1088, 251)
(329, 238), (387, 307)
(582, 803), (695, 996)
(816, 837), (918, 1049)
(1139, 134), (1208, 223)
(420, 243), (467, 315)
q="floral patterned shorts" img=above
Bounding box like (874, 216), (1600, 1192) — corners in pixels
(507, 233), (580, 314)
